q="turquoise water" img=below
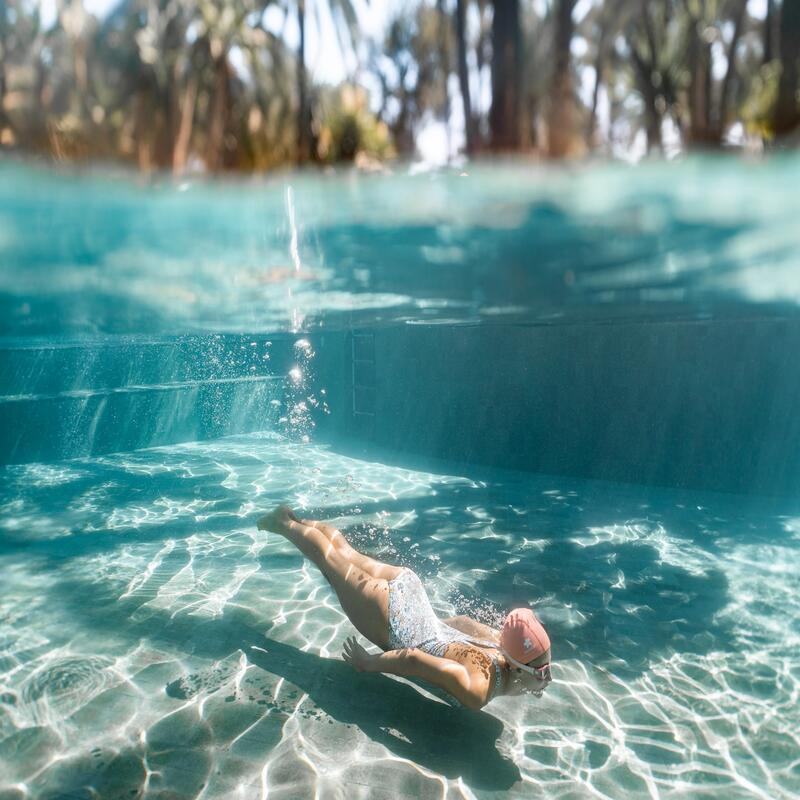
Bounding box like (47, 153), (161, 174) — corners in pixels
(4, 157), (800, 336)
(1, 160), (800, 798)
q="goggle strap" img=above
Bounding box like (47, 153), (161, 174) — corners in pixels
(502, 649), (551, 677)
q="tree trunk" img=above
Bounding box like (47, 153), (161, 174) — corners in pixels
(686, 15), (714, 146)
(489, 0), (521, 150)
(154, 80), (176, 169)
(173, 75), (197, 174)
(630, 46), (663, 153)
(297, 0), (310, 163)
(57, 0), (89, 118)
(436, 0), (452, 160)
(587, 7), (613, 149)
(134, 86), (153, 172)
(206, 56), (229, 171)
(774, 0), (800, 136)
(764, 0), (775, 64)
(548, 0), (575, 158)
(0, 38), (8, 133)
(455, 0), (476, 154)
(0, 7), (10, 133)
(523, 93), (538, 148)
(715, 0), (747, 140)
(157, 16), (186, 168)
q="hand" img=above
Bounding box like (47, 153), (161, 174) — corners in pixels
(342, 636), (373, 672)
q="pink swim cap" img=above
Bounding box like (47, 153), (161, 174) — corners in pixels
(500, 608), (550, 664)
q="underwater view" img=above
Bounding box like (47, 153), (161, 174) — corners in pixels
(2, 159), (800, 799)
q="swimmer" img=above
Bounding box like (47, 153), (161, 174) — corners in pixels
(257, 506), (552, 710)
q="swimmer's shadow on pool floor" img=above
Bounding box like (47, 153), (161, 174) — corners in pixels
(165, 633), (522, 791)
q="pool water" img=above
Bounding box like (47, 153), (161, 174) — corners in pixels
(1, 160), (800, 799)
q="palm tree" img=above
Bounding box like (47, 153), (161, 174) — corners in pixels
(764, 0), (775, 63)
(455, 0), (476, 153)
(547, 0), (576, 158)
(489, 0), (521, 150)
(682, 0), (750, 147)
(582, 0), (626, 149)
(93, 0), (293, 170)
(0, 0), (43, 139)
(371, 5), (451, 156)
(294, 0), (362, 163)
(774, 0), (800, 136)
(625, 1), (683, 153)
(296, 0), (309, 161)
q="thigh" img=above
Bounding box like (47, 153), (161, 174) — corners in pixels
(343, 551), (404, 583)
(325, 552), (393, 650)
(312, 521), (404, 582)
(281, 518), (393, 648)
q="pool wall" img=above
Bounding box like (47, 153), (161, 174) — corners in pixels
(316, 318), (800, 497)
(0, 335), (287, 463)
(4, 318), (799, 497)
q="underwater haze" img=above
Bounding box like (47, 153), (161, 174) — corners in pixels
(1, 159), (799, 799)
(3, 157), (800, 337)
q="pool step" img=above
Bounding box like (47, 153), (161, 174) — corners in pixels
(0, 335), (293, 464)
(0, 335), (287, 398)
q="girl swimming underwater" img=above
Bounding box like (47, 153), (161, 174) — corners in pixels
(257, 506), (552, 710)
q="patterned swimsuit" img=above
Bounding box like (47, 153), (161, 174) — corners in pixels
(387, 568), (503, 703)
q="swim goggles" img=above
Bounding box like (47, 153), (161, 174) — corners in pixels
(501, 648), (552, 682)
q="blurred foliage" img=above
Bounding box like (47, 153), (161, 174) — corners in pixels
(0, 0), (798, 171)
(316, 83), (394, 162)
(740, 60), (782, 140)
(369, 2), (453, 153)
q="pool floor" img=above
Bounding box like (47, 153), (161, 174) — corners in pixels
(1, 432), (798, 798)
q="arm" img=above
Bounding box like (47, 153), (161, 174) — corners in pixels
(342, 637), (489, 710)
(442, 615), (500, 643)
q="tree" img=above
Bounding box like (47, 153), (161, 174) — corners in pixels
(547, 0), (576, 157)
(455, 0), (476, 153)
(626, 2), (681, 153)
(0, 0), (43, 143)
(764, 0), (775, 64)
(371, 5), (451, 156)
(489, 0), (521, 150)
(296, 0), (309, 161)
(582, 0), (626, 149)
(4, 0), (800, 168)
(294, 0), (361, 164)
(681, 0), (750, 147)
(774, 0), (800, 135)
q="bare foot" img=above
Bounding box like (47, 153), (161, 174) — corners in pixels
(257, 505), (299, 533)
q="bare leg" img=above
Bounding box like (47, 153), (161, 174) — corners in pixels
(258, 507), (392, 649)
(303, 518), (404, 583)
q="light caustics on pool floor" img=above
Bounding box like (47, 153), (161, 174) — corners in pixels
(0, 432), (799, 799)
